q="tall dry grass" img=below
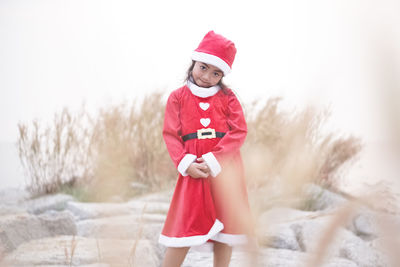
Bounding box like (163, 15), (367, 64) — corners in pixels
(242, 98), (361, 216)
(17, 92), (361, 204)
(17, 107), (93, 195)
(17, 92), (175, 200)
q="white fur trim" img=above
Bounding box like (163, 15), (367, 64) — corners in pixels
(158, 219), (224, 247)
(211, 233), (249, 245)
(187, 79), (220, 98)
(177, 154), (197, 176)
(201, 152), (221, 177)
(192, 51), (231, 75)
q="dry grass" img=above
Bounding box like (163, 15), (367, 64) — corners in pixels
(64, 235), (78, 267)
(17, 93), (361, 202)
(17, 92), (176, 200)
(16, 92), (370, 266)
(17, 107), (92, 196)
(242, 98), (361, 218)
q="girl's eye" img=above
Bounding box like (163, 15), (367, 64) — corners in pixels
(214, 72), (220, 77)
(200, 65), (206, 70)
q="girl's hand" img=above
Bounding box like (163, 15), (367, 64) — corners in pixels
(197, 157), (210, 174)
(187, 160), (210, 178)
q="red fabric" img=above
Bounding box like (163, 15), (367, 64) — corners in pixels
(161, 85), (253, 242)
(195, 30), (237, 69)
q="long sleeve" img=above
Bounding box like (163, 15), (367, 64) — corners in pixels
(202, 92), (247, 177)
(163, 91), (196, 176)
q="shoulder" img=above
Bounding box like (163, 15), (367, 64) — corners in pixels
(220, 87), (242, 104)
(167, 85), (187, 101)
(221, 87), (236, 97)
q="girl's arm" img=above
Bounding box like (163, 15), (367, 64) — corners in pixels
(163, 91), (197, 176)
(201, 92), (247, 177)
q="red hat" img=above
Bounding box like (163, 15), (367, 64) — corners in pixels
(192, 31), (237, 75)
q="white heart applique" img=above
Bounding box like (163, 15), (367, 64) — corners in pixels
(199, 102), (210, 111)
(200, 118), (211, 127)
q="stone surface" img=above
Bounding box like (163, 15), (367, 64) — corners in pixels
(302, 184), (348, 211)
(38, 210), (77, 236)
(0, 210), (77, 253)
(0, 188), (30, 205)
(339, 230), (386, 267)
(0, 204), (26, 216)
(0, 213), (50, 252)
(77, 215), (163, 242)
(66, 202), (133, 220)
(261, 248), (358, 267)
(24, 193), (74, 215)
(0, 185), (393, 267)
(182, 248), (358, 267)
(66, 200), (169, 221)
(259, 223), (301, 251)
(258, 207), (317, 224)
(290, 215), (339, 253)
(1, 236), (159, 267)
(126, 200), (170, 215)
(0, 188), (30, 216)
(129, 190), (173, 203)
(352, 209), (379, 239)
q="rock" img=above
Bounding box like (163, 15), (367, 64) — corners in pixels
(126, 200), (170, 215)
(130, 189), (173, 203)
(1, 236), (160, 267)
(351, 209), (379, 240)
(23, 193), (74, 214)
(258, 207), (317, 225)
(339, 230), (384, 267)
(290, 215), (339, 253)
(66, 202), (133, 220)
(349, 209), (400, 241)
(0, 211), (76, 253)
(301, 184), (348, 211)
(369, 237), (397, 267)
(66, 200), (169, 221)
(280, 210), (387, 267)
(258, 248), (357, 267)
(0, 187), (30, 205)
(0, 188), (30, 216)
(0, 204), (26, 216)
(0, 213), (50, 252)
(182, 247), (358, 267)
(38, 210), (77, 236)
(6, 264), (109, 267)
(257, 207), (327, 251)
(258, 223), (300, 251)
(76, 215), (163, 242)
(183, 249), (260, 267)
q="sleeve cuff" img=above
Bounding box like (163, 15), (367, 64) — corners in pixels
(177, 154), (197, 176)
(201, 152), (221, 177)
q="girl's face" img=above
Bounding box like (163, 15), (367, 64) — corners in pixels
(191, 61), (223, 88)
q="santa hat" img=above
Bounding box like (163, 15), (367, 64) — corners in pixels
(191, 31), (237, 75)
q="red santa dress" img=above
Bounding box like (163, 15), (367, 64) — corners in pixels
(158, 78), (254, 248)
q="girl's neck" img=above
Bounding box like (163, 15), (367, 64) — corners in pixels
(187, 76), (220, 98)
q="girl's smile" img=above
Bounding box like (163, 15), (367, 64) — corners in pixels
(192, 61), (223, 88)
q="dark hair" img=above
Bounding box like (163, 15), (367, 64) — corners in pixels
(184, 60), (231, 95)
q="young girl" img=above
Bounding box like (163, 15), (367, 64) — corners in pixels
(159, 31), (254, 267)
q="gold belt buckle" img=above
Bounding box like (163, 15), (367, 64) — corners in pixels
(197, 128), (216, 139)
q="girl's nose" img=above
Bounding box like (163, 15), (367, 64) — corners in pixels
(202, 71), (212, 81)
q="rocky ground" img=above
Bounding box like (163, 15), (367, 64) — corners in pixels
(0, 184), (398, 267)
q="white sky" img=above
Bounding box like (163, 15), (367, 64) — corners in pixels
(1, 0), (400, 144)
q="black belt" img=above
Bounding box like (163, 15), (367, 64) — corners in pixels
(182, 128), (226, 142)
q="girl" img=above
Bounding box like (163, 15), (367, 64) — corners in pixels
(159, 31), (254, 267)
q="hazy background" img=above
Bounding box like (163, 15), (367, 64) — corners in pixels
(1, 0), (399, 192)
